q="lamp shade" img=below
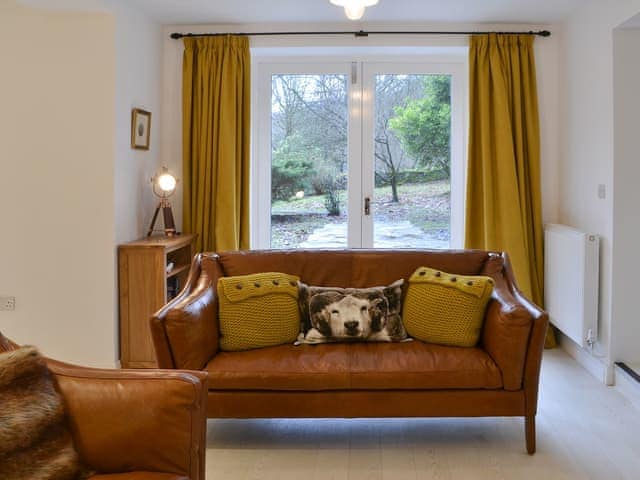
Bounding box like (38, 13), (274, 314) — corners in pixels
(330, 0), (379, 20)
(148, 167), (178, 237)
(152, 167), (178, 198)
(344, 3), (365, 20)
(157, 172), (177, 194)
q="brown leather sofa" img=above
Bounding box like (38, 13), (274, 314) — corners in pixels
(0, 331), (207, 480)
(151, 249), (548, 454)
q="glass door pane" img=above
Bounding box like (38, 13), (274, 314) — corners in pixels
(269, 74), (349, 249)
(370, 73), (452, 249)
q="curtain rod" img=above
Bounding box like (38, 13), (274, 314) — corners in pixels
(170, 29), (551, 40)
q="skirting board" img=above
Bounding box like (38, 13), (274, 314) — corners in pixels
(558, 333), (640, 409)
(614, 364), (640, 412)
(558, 332), (614, 385)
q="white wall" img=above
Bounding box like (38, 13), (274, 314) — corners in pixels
(112, 2), (163, 244)
(160, 22), (562, 234)
(559, 0), (640, 377)
(612, 27), (640, 364)
(109, 1), (165, 364)
(0, 2), (117, 367)
(0, 0), (163, 367)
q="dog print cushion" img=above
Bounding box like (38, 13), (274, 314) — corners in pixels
(403, 267), (494, 347)
(217, 272), (301, 351)
(297, 279), (407, 344)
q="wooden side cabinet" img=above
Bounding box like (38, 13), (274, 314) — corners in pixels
(118, 233), (197, 368)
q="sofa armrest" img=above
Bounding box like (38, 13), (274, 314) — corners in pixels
(481, 253), (548, 392)
(518, 289), (549, 415)
(151, 253), (222, 370)
(48, 360), (207, 480)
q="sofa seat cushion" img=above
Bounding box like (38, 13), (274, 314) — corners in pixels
(348, 342), (502, 390)
(206, 344), (350, 391)
(89, 474), (188, 480)
(206, 342), (502, 391)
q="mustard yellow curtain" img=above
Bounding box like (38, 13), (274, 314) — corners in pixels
(465, 34), (555, 347)
(182, 36), (250, 252)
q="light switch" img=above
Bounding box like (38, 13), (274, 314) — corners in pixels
(598, 184), (606, 199)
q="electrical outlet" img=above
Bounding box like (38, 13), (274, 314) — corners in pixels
(0, 296), (15, 311)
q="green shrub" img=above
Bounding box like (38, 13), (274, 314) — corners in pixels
(271, 137), (315, 201)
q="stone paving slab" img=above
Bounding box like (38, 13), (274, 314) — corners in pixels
(298, 221), (449, 249)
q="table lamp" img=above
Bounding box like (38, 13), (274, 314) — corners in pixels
(147, 167), (178, 237)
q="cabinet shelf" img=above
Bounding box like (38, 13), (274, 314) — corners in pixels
(118, 233), (197, 368)
(166, 263), (190, 279)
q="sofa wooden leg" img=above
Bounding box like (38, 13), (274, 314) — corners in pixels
(525, 415), (536, 454)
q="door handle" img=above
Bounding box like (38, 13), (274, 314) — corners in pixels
(364, 197), (371, 216)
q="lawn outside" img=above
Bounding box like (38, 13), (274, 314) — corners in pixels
(270, 180), (450, 248)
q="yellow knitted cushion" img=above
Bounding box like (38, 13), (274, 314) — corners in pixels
(217, 272), (300, 351)
(403, 267), (494, 347)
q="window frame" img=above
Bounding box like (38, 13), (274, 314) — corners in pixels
(251, 50), (468, 250)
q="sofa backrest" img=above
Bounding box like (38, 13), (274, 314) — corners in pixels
(214, 249), (494, 287)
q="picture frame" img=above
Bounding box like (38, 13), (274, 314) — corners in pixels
(131, 108), (151, 150)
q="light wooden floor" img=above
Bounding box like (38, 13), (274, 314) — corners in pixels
(205, 349), (640, 479)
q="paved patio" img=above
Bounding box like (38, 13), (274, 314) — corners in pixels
(298, 221), (449, 249)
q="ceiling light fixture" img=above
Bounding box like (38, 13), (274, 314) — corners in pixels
(330, 0), (379, 20)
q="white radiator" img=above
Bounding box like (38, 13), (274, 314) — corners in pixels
(544, 224), (600, 348)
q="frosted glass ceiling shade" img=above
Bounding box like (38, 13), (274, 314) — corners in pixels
(330, 0), (379, 20)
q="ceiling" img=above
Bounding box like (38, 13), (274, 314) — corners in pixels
(124, 0), (590, 25)
(619, 12), (640, 29)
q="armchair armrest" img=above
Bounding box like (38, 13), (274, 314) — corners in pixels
(481, 253), (548, 392)
(151, 253), (222, 370)
(48, 360), (207, 480)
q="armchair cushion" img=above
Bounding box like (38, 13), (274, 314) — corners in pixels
(0, 346), (88, 480)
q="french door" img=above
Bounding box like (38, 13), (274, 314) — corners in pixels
(253, 58), (466, 249)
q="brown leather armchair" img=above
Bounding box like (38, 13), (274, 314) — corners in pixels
(0, 332), (207, 480)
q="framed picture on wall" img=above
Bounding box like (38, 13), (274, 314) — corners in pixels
(131, 108), (151, 150)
